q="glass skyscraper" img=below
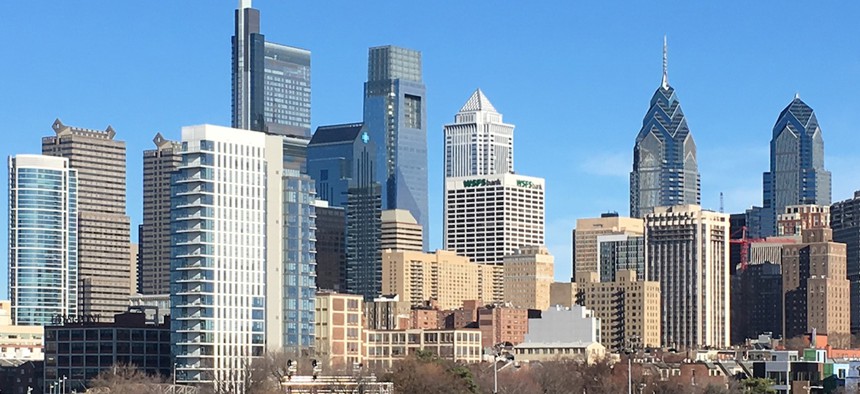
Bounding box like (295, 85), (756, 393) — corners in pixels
(8, 154), (78, 326)
(760, 95), (831, 237)
(630, 39), (700, 218)
(363, 46), (428, 249)
(232, 1), (311, 137)
(308, 123), (382, 299)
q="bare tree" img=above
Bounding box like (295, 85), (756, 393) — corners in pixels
(88, 363), (170, 394)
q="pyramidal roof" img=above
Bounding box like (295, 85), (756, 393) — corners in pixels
(459, 89), (497, 113)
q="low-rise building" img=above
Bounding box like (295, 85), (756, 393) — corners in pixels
(514, 306), (605, 364)
(478, 306), (528, 349)
(363, 329), (482, 369)
(315, 292), (364, 368)
(0, 300), (44, 361)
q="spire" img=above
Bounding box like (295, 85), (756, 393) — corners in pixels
(661, 35), (669, 89)
(795, 92), (800, 100)
(240, 0), (252, 9)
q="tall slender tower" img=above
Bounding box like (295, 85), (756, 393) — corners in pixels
(630, 38), (700, 218)
(363, 45), (429, 249)
(42, 119), (132, 320)
(443, 89), (514, 177)
(760, 95), (831, 237)
(231, 1), (311, 136)
(8, 155), (78, 325)
(140, 133), (181, 295)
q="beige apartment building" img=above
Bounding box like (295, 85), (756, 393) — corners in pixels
(43, 119), (132, 319)
(140, 133), (182, 295)
(382, 250), (497, 309)
(782, 228), (850, 341)
(777, 204), (830, 238)
(572, 214), (643, 280)
(363, 329), (482, 369)
(575, 270), (661, 350)
(503, 246), (554, 310)
(315, 292), (364, 368)
(380, 209), (424, 252)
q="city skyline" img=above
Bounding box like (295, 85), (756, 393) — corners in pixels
(3, 1), (860, 292)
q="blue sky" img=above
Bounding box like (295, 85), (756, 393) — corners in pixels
(1, 1), (859, 295)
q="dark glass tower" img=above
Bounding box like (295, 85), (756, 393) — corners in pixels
(308, 124), (382, 300)
(363, 46), (428, 249)
(630, 38), (700, 217)
(760, 95), (832, 237)
(830, 191), (860, 333)
(232, 1), (311, 136)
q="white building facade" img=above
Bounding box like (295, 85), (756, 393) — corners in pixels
(444, 173), (544, 265)
(171, 125), (285, 388)
(644, 205), (730, 349)
(443, 89), (514, 177)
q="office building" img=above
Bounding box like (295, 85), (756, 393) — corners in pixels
(760, 95), (832, 237)
(231, 1), (310, 136)
(43, 309), (171, 391)
(731, 262), (782, 345)
(42, 119), (132, 320)
(171, 124), (315, 387)
(782, 228), (850, 340)
(630, 39), (700, 218)
(363, 45), (429, 249)
(831, 191), (860, 333)
(443, 88), (514, 177)
(777, 204), (830, 237)
(308, 123), (382, 299)
(503, 246), (554, 310)
(314, 202), (345, 292)
(363, 328), (482, 369)
(444, 173), (545, 267)
(140, 133), (181, 295)
(571, 214), (643, 281)
(645, 205), (730, 349)
(314, 292), (363, 368)
(8, 155), (78, 326)
(380, 209), (423, 252)
(381, 250), (498, 309)
(575, 270), (661, 350)
(597, 234), (646, 282)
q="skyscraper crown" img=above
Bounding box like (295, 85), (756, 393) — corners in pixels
(459, 89), (498, 113)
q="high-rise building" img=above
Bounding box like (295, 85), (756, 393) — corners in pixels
(630, 38), (700, 218)
(380, 209), (423, 252)
(232, 1), (310, 136)
(571, 213), (644, 281)
(782, 228), (850, 341)
(363, 45), (429, 249)
(731, 262), (782, 345)
(8, 155), (78, 326)
(381, 250), (497, 310)
(503, 246), (554, 311)
(760, 95), (832, 237)
(776, 204), (830, 237)
(831, 191), (860, 333)
(42, 119), (132, 320)
(574, 270), (662, 350)
(443, 89), (514, 177)
(314, 202), (345, 292)
(596, 234), (645, 282)
(140, 133), (181, 295)
(645, 205), (729, 349)
(308, 123), (382, 299)
(171, 125), (315, 387)
(444, 173), (545, 266)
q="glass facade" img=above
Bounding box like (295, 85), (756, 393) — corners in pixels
(760, 97), (831, 236)
(264, 43), (311, 137)
(630, 81), (700, 218)
(363, 45), (429, 249)
(597, 235), (645, 282)
(9, 155), (78, 326)
(282, 169), (316, 352)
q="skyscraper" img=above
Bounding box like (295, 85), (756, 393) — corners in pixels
(308, 123), (382, 299)
(380, 209), (423, 252)
(232, 1), (311, 136)
(363, 45), (429, 249)
(831, 191), (860, 333)
(172, 124), (310, 387)
(140, 133), (181, 295)
(443, 89), (514, 177)
(314, 202), (345, 292)
(760, 95), (832, 237)
(630, 38), (700, 218)
(8, 155), (78, 325)
(645, 205), (729, 349)
(571, 214), (644, 281)
(42, 119), (132, 320)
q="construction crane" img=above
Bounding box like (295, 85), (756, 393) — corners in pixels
(729, 225), (766, 272)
